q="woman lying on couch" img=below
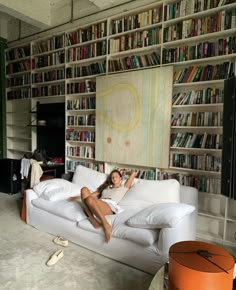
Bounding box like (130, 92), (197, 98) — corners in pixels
(69, 169), (136, 243)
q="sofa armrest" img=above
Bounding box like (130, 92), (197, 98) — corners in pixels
(157, 209), (196, 255)
(25, 189), (40, 224)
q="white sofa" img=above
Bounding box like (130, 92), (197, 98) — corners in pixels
(25, 165), (198, 274)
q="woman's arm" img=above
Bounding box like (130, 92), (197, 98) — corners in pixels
(124, 171), (136, 189)
(68, 195), (81, 201)
(68, 190), (100, 201)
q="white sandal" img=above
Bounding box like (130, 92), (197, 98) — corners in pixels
(46, 249), (64, 266)
(53, 236), (69, 247)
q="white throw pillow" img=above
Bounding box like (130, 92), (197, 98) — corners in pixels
(33, 178), (82, 201)
(127, 203), (195, 229)
(112, 224), (159, 246)
(72, 165), (108, 192)
(119, 179), (180, 207)
(78, 217), (159, 246)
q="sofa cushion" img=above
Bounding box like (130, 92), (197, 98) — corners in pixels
(72, 165), (108, 192)
(112, 224), (159, 246)
(78, 210), (159, 246)
(31, 199), (87, 222)
(127, 203), (195, 229)
(33, 178), (82, 201)
(119, 179), (180, 208)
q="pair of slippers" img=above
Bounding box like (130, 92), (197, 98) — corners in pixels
(46, 237), (68, 266)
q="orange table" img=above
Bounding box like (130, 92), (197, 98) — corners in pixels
(169, 241), (235, 290)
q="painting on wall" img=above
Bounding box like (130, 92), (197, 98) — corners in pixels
(95, 66), (173, 168)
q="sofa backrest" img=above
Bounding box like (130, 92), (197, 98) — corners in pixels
(72, 166), (194, 207)
(72, 165), (108, 192)
(119, 179), (180, 208)
(71, 166), (198, 210)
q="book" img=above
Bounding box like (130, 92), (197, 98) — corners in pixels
(218, 0), (226, 7)
(201, 132), (208, 148)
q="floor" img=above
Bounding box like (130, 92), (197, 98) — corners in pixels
(0, 192), (153, 290)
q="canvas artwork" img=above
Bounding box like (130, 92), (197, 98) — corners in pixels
(95, 66), (173, 168)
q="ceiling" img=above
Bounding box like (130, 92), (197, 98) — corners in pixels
(0, 0), (135, 30)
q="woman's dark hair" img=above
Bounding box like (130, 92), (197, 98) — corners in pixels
(97, 169), (122, 196)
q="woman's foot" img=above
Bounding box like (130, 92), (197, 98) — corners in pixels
(103, 223), (112, 243)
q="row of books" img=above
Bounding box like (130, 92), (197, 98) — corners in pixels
(34, 52), (65, 69)
(7, 59), (31, 74)
(163, 10), (235, 42)
(7, 88), (31, 100)
(66, 96), (96, 111)
(67, 41), (106, 62)
(67, 81), (96, 94)
(32, 84), (65, 97)
(66, 62), (105, 78)
(162, 36), (236, 64)
(133, 169), (156, 180)
(172, 88), (224, 105)
(156, 172), (221, 194)
(66, 129), (95, 143)
(6, 46), (31, 61)
(32, 34), (65, 55)
(66, 145), (95, 159)
(109, 28), (161, 54)
(32, 69), (65, 84)
(66, 21), (107, 46)
(116, 167), (156, 180)
(7, 74), (31, 87)
(164, 0), (234, 21)
(109, 51), (160, 72)
(106, 168), (222, 193)
(67, 114), (95, 126)
(169, 153), (222, 172)
(170, 132), (222, 149)
(111, 7), (163, 34)
(171, 111), (223, 127)
(174, 62), (234, 83)
(65, 160), (104, 172)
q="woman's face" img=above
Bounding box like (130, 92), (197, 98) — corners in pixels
(111, 172), (121, 187)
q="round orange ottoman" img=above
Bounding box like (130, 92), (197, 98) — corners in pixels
(168, 241), (235, 290)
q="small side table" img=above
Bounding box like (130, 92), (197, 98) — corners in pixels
(169, 241), (235, 290)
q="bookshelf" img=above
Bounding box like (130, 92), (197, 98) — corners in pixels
(31, 33), (66, 100)
(159, 0), (236, 247)
(6, 98), (32, 159)
(64, 21), (107, 173)
(4, 0), (236, 247)
(106, 0), (236, 247)
(107, 2), (163, 73)
(5, 44), (32, 158)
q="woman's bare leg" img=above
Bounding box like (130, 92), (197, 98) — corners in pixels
(81, 187), (101, 228)
(85, 196), (112, 242)
(83, 202), (101, 229)
(81, 187), (113, 242)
